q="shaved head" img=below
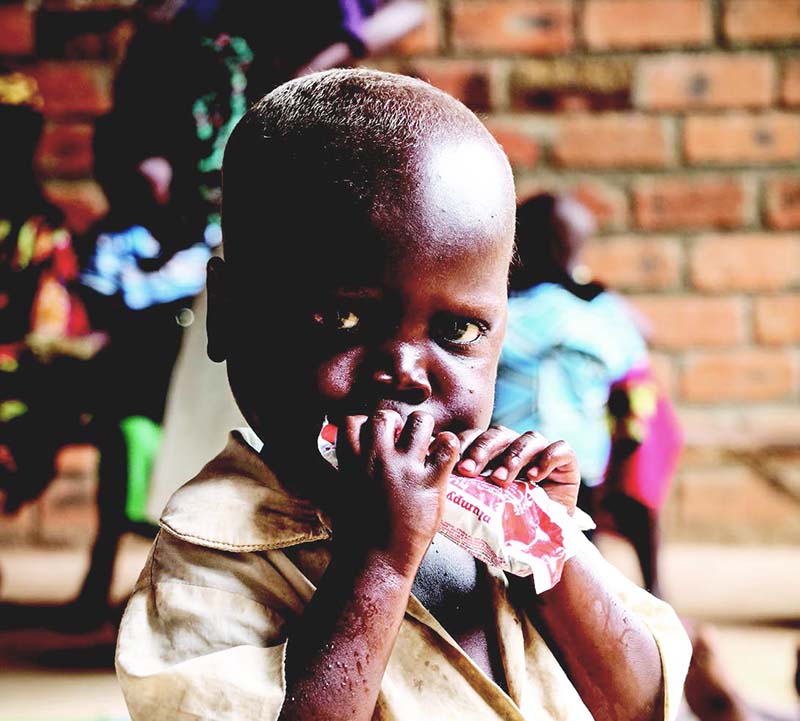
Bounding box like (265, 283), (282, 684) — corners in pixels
(221, 68), (514, 285)
(210, 68), (517, 449)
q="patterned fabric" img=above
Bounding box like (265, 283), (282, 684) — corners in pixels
(607, 365), (683, 510)
(0, 215), (94, 509)
(193, 31), (253, 227)
(80, 225), (211, 311)
(493, 283), (647, 487)
(0, 216), (88, 346)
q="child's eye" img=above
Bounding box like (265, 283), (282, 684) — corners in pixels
(335, 310), (360, 330)
(436, 317), (486, 345)
(313, 309), (362, 332)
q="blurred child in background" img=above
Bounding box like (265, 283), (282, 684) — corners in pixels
(493, 192), (682, 596)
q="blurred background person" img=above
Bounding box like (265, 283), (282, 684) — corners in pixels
(495, 193), (798, 721)
(493, 192), (682, 597)
(0, 70), (105, 526)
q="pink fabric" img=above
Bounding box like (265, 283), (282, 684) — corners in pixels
(615, 366), (683, 511)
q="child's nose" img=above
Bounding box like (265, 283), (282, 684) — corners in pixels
(372, 342), (432, 405)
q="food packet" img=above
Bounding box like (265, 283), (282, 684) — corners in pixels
(318, 422), (594, 592)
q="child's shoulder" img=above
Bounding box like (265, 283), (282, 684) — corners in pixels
(159, 428), (330, 554)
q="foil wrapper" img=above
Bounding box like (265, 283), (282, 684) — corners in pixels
(318, 422), (593, 592)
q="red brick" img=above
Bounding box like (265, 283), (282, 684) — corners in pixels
(0, 4), (34, 56)
(755, 295), (800, 344)
(766, 176), (800, 230)
(680, 349), (797, 401)
(678, 464), (800, 539)
(397, 58), (495, 112)
(43, 180), (108, 234)
(678, 405), (800, 449)
(515, 177), (630, 230)
(35, 122), (94, 178)
(630, 295), (747, 348)
(37, 15), (132, 62)
(483, 119), (540, 168)
(634, 176), (750, 230)
(723, 0), (800, 44)
(649, 351), (678, 397)
(552, 114), (673, 169)
(683, 113), (800, 165)
(782, 58), (800, 106)
(583, 0), (712, 49)
(451, 0), (574, 54)
(387, 0), (440, 55)
(571, 181), (630, 231)
(582, 235), (682, 290)
(510, 58), (633, 111)
(636, 54), (775, 110)
(690, 233), (800, 291)
(27, 61), (113, 119)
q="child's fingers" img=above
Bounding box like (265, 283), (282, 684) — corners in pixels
(425, 431), (460, 483)
(457, 425), (519, 477)
(487, 430), (550, 487)
(395, 411), (435, 458)
(340, 415), (368, 457)
(361, 410), (403, 467)
(455, 428), (485, 454)
(525, 440), (578, 483)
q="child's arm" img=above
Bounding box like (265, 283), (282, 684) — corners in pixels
(294, 1), (427, 77)
(458, 427), (665, 721)
(279, 411), (459, 721)
(522, 555), (664, 721)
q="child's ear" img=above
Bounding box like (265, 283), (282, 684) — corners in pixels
(206, 256), (229, 363)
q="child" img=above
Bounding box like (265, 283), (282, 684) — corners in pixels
(494, 193), (682, 596)
(116, 69), (691, 721)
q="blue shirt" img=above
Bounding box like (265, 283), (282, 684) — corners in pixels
(80, 225), (211, 311)
(493, 283), (647, 486)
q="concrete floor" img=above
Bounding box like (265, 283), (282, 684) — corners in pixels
(0, 534), (798, 720)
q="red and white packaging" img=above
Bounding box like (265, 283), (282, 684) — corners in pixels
(318, 422), (594, 593)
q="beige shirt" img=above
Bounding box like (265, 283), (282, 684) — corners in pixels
(116, 429), (691, 721)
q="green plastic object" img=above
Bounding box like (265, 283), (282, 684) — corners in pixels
(120, 415), (162, 523)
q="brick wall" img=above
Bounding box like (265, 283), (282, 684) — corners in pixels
(1, 0), (798, 545)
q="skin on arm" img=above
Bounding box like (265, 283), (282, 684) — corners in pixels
(524, 556), (664, 721)
(279, 411), (460, 721)
(295, 0), (427, 76)
(458, 427), (664, 721)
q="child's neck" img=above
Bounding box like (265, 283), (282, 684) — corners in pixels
(259, 440), (338, 508)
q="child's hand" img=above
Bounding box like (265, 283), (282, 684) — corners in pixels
(456, 426), (580, 515)
(335, 410), (460, 577)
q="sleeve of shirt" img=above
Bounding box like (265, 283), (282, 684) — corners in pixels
(80, 233), (124, 298)
(576, 537), (692, 721)
(116, 533), (302, 721)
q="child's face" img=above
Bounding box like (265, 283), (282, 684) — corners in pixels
(219, 135), (515, 468)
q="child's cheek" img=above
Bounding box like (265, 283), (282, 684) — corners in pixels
(445, 362), (495, 430)
(315, 348), (365, 401)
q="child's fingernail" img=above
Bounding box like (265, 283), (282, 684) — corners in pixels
(492, 466), (509, 482)
(526, 467), (539, 478)
(459, 459), (477, 475)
